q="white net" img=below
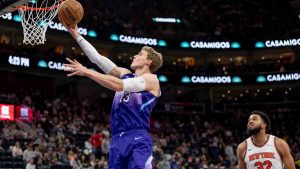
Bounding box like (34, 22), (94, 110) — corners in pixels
(18, 0), (60, 45)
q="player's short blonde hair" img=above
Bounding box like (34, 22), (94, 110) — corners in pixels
(142, 46), (163, 73)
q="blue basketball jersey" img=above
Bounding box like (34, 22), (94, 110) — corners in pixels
(110, 73), (158, 135)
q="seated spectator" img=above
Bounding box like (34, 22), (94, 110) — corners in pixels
(97, 155), (108, 169)
(68, 150), (80, 169)
(88, 130), (103, 156)
(0, 139), (5, 151)
(23, 143), (35, 163)
(78, 154), (91, 168)
(26, 158), (36, 169)
(57, 146), (68, 163)
(2, 123), (13, 140)
(43, 152), (51, 167)
(224, 142), (237, 166)
(33, 145), (43, 159)
(11, 141), (23, 157)
(101, 132), (110, 158)
(157, 154), (172, 169)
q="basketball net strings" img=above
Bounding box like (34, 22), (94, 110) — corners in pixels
(19, 0), (60, 45)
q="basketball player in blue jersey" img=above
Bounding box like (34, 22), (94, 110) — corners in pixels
(61, 23), (163, 169)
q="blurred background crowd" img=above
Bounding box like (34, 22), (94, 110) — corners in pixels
(0, 87), (300, 169)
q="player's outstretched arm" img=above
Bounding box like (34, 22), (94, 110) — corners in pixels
(59, 20), (131, 78)
(275, 138), (296, 169)
(237, 142), (247, 169)
(64, 58), (159, 95)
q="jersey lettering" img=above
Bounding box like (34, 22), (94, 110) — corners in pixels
(249, 152), (275, 161)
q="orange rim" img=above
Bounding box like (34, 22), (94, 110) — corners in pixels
(18, 5), (59, 11)
(17, 0), (64, 11)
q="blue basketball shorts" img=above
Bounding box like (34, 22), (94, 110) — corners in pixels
(109, 129), (153, 169)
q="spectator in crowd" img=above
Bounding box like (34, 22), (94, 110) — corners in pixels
(157, 154), (172, 169)
(57, 146), (69, 164)
(0, 139), (5, 151)
(23, 143), (35, 163)
(68, 150), (80, 169)
(33, 145), (43, 159)
(101, 132), (110, 158)
(224, 142), (237, 166)
(11, 141), (23, 157)
(88, 129), (103, 157)
(78, 154), (90, 168)
(97, 155), (108, 169)
(0, 87), (299, 168)
(26, 158), (36, 169)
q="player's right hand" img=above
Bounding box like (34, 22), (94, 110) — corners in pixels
(58, 17), (79, 38)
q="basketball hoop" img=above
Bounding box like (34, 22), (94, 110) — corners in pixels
(18, 0), (62, 45)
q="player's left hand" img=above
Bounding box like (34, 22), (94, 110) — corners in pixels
(64, 58), (88, 77)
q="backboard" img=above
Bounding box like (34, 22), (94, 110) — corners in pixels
(0, 0), (29, 15)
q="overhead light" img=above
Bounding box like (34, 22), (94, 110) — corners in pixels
(110, 34), (119, 41)
(181, 76), (191, 83)
(158, 75), (168, 82)
(158, 40), (167, 47)
(231, 42), (241, 49)
(256, 76), (267, 83)
(13, 15), (22, 22)
(255, 42), (265, 48)
(180, 41), (190, 48)
(232, 76), (242, 83)
(88, 30), (97, 37)
(37, 60), (47, 68)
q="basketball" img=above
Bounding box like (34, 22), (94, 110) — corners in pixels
(58, 0), (84, 25)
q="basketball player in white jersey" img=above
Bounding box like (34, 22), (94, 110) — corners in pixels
(237, 111), (295, 169)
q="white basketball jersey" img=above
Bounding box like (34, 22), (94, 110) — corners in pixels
(244, 135), (283, 169)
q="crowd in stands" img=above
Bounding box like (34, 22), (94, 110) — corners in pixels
(0, 86), (299, 169)
(79, 0), (298, 40)
(1, 41), (300, 76)
(159, 59), (300, 74)
(0, 87), (111, 169)
(1, 0), (298, 41)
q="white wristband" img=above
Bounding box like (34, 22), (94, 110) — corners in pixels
(76, 36), (116, 74)
(123, 77), (146, 92)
